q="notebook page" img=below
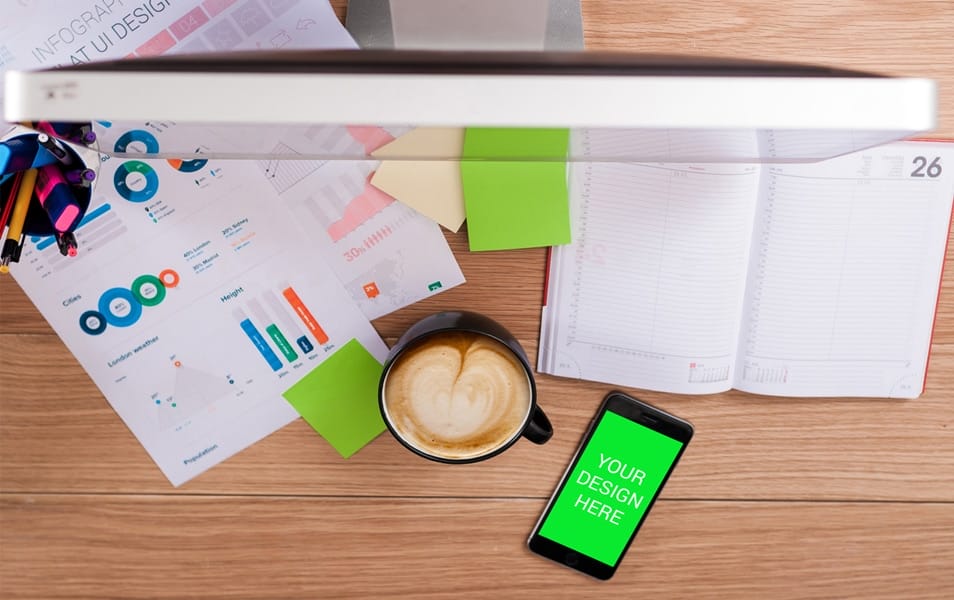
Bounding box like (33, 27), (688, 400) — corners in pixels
(755, 130), (918, 162)
(736, 141), (954, 398)
(576, 128), (760, 162)
(539, 155), (761, 394)
(575, 128), (911, 163)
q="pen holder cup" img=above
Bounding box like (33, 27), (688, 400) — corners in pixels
(2, 132), (95, 237)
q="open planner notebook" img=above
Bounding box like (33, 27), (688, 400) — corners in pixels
(539, 140), (954, 398)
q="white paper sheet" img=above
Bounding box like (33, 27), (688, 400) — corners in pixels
(0, 0), (356, 77)
(244, 124), (466, 319)
(1, 1), (464, 484)
(10, 142), (389, 485)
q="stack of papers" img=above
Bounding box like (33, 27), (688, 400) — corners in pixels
(1, 0), (465, 486)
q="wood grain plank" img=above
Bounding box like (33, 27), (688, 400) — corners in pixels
(3, 3), (954, 599)
(582, 0), (954, 137)
(4, 332), (953, 500)
(1, 495), (952, 600)
(0, 277), (55, 335)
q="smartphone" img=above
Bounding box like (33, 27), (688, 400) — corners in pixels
(527, 391), (693, 580)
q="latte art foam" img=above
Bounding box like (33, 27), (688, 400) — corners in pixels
(383, 332), (533, 460)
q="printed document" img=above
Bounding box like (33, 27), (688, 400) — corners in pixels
(540, 139), (954, 398)
(1, 1), (465, 483)
(10, 142), (389, 485)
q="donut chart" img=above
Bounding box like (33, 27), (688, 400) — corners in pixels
(114, 160), (159, 203)
(79, 310), (108, 336)
(131, 274), (166, 307)
(159, 269), (180, 287)
(98, 287), (143, 328)
(167, 158), (208, 173)
(114, 129), (160, 154)
(78, 270), (179, 335)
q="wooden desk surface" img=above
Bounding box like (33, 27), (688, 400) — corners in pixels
(2, 1), (954, 598)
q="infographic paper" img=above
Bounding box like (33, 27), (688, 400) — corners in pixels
(10, 135), (389, 485)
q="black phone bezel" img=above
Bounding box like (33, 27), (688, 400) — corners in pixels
(527, 391), (693, 580)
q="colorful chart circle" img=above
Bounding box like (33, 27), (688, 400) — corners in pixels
(79, 310), (108, 336)
(114, 129), (159, 154)
(167, 158), (208, 173)
(159, 269), (180, 288)
(114, 160), (159, 203)
(131, 274), (166, 307)
(98, 287), (143, 328)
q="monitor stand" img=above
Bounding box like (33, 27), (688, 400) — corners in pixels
(345, 0), (584, 50)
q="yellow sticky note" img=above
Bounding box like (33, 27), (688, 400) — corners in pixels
(372, 127), (464, 159)
(371, 128), (466, 232)
(371, 161), (465, 232)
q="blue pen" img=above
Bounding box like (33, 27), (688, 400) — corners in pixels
(36, 133), (73, 166)
(0, 136), (60, 176)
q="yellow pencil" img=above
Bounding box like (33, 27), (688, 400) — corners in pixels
(0, 167), (38, 273)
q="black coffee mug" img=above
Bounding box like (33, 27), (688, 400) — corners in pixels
(379, 311), (553, 463)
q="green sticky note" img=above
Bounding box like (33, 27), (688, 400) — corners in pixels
(282, 339), (385, 458)
(461, 128), (571, 251)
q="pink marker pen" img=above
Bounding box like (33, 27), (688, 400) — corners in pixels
(35, 164), (82, 232)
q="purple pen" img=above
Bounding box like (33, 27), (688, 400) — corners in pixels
(41, 121), (96, 146)
(64, 168), (96, 186)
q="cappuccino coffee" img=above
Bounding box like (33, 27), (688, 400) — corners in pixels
(382, 331), (533, 460)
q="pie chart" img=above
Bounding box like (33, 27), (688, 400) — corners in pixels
(114, 160), (159, 203)
(113, 129), (160, 154)
(167, 158), (208, 173)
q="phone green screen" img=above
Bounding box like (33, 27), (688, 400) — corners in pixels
(537, 410), (685, 566)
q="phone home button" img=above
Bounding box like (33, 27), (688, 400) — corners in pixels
(565, 552), (579, 567)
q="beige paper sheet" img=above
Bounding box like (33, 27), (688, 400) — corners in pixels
(371, 128), (466, 232)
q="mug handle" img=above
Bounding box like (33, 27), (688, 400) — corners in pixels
(523, 405), (553, 445)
